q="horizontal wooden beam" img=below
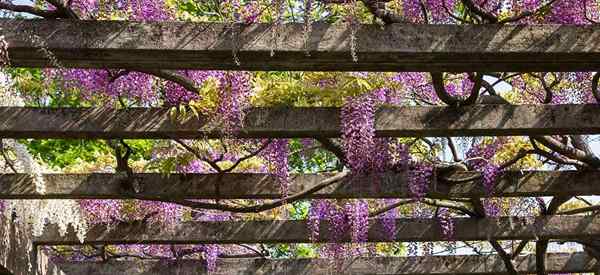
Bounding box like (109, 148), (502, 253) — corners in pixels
(5, 20), (600, 72)
(2, 170), (600, 200)
(1, 105), (600, 139)
(48, 252), (599, 275)
(34, 215), (600, 245)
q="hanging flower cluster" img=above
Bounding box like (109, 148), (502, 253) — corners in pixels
(465, 139), (505, 194)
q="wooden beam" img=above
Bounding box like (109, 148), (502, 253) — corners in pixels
(33, 215), (600, 245)
(5, 20), (600, 72)
(1, 105), (600, 139)
(2, 170), (600, 200)
(47, 252), (598, 275)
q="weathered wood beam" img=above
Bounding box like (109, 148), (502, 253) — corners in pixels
(34, 215), (600, 245)
(5, 20), (600, 72)
(1, 105), (600, 139)
(46, 252), (599, 275)
(2, 170), (600, 200)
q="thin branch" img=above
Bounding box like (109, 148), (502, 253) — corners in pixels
(529, 138), (587, 168)
(556, 204), (600, 215)
(583, 0), (600, 24)
(157, 171), (349, 213)
(498, 149), (535, 169)
(369, 199), (414, 217)
(0, 2), (61, 18)
(315, 137), (346, 163)
(480, 78), (498, 96)
(498, 0), (559, 23)
(45, 0), (80, 19)
(221, 140), (272, 173)
(441, 149), (534, 184)
(139, 69), (199, 94)
(418, 0), (430, 23)
(535, 240), (548, 275)
(526, 72), (561, 104)
(511, 241), (529, 259)
(236, 244), (268, 258)
(430, 72), (482, 107)
(489, 240), (519, 275)
(174, 139), (222, 173)
(0, 140), (17, 174)
(532, 136), (600, 168)
(360, 0), (408, 24)
(592, 72), (600, 103)
(575, 196), (594, 206)
(446, 137), (461, 162)
(441, 0), (471, 23)
(421, 198), (477, 217)
(533, 195), (566, 275)
(460, 0), (498, 23)
(318, 0), (405, 23)
(175, 139), (271, 173)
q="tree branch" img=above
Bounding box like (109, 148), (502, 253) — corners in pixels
(315, 137), (346, 163)
(422, 198), (477, 217)
(360, 0), (408, 24)
(0, 2), (62, 18)
(46, 0), (79, 19)
(139, 69), (199, 95)
(535, 240), (548, 275)
(431, 72), (482, 106)
(446, 137), (461, 162)
(157, 171), (349, 213)
(490, 240), (519, 275)
(498, 0), (559, 24)
(511, 241), (529, 259)
(592, 72), (600, 103)
(531, 136), (600, 168)
(460, 0), (498, 23)
(369, 199), (414, 217)
(556, 204), (600, 215)
(221, 140), (272, 173)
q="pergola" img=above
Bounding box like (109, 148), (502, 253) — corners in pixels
(0, 19), (599, 275)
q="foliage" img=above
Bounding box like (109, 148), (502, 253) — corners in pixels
(1, 0), (600, 272)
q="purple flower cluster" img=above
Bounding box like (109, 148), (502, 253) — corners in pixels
(482, 163), (501, 194)
(408, 162), (433, 199)
(54, 69), (157, 104)
(129, 0), (171, 21)
(262, 139), (290, 197)
(341, 93), (392, 176)
(203, 244), (219, 272)
(341, 93), (377, 173)
(308, 200), (330, 242)
(483, 199), (501, 217)
(466, 139), (505, 194)
(346, 200), (369, 243)
(380, 199), (397, 241)
(163, 71), (208, 106)
(307, 200), (373, 262)
(79, 199), (122, 224)
(222, 0), (263, 23)
(436, 207), (454, 240)
(136, 200), (184, 224)
(216, 72), (253, 132)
